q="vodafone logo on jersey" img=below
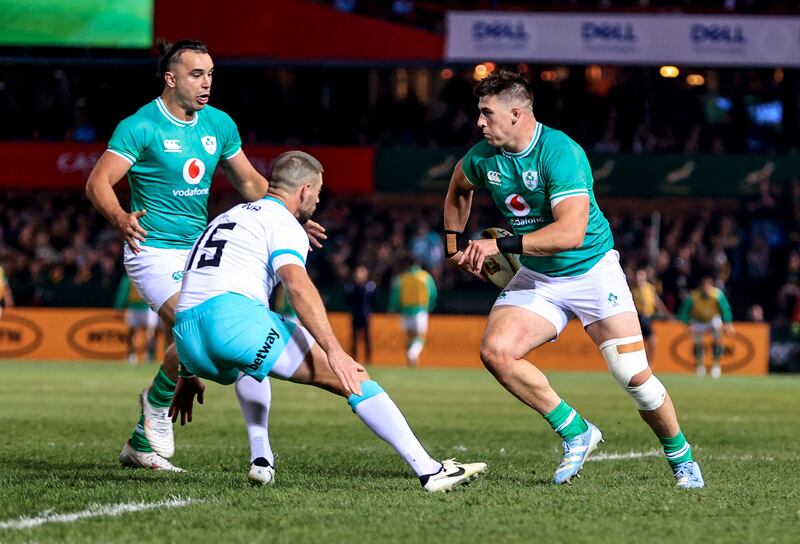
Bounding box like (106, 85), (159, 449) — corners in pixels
(182, 158), (206, 185)
(505, 194), (531, 217)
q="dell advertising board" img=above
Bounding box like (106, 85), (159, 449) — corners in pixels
(446, 12), (800, 67)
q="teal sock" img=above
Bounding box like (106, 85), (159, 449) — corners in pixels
(130, 415), (153, 452)
(147, 369), (176, 408)
(659, 431), (693, 467)
(544, 400), (589, 441)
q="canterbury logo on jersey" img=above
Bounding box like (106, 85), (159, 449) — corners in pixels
(182, 158), (206, 185)
(487, 171), (502, 185)
(505, 194), (531, 216)
(163, 139), (181, 152)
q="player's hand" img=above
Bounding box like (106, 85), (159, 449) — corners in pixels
(447, 251), (486, 281)
(115, 210), (148, 254)
(327, 350), (366, 396)
(458, 238), (499, 276)
(169, 376), (205, 426)
(724, 323), (736, 336)
(303, 220), (327, 251)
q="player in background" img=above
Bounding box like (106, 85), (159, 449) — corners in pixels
(172, 151), (486, 490)
(86, 40), (325, 471)
(630, 268), (671, 367)
(677, 276), (734, 378)
(443, 71), (704, 488)
(114, 273), (160, 364)
(0, 263), (13, 319)
(388, 259), (437, 367)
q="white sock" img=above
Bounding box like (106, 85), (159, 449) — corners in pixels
(408, 336), (425, 362)
(354, 392), (441, 477)
(235, 374), (274, 465)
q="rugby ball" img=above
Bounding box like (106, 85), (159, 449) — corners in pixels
(479, 228), (521, 289)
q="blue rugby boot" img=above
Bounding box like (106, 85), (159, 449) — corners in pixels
(553, 421), (603, 484)
(673, 461), (704, 489)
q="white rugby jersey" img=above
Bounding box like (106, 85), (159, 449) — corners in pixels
(177, 196), (309, 312)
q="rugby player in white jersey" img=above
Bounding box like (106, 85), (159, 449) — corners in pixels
(86, 40), (325, 471)
(172, 151), (487, 491)
(444, 71), (703, 488)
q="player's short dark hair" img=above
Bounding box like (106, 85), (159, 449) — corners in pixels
(473, 70), (533, 108)
(158, 39), (209, 77)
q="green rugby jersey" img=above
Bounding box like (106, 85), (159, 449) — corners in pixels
(462, 122), (613, 277)
(108, 97), (242, 249)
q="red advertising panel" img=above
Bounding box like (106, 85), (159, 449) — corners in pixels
(154, 0), (443, 60)
(0, 143), (374, 194)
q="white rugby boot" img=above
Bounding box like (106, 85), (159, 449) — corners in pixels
(247, 457), (275, 486)
(141, 387), (175, 459)
(119, 441), (183, 472)
(420, 459), (487, 492)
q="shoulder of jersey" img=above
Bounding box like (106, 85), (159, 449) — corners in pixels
(539, 125), (578, 149)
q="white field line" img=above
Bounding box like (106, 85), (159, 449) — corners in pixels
(587, 449), (663, 462)
(587, 449), (779, 462)
(0, 496), (199, 530)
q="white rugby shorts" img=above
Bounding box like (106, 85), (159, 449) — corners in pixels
(494, 250), (636, 337)
(401, 312), (429, 335)
(690, 316), (724, 337)
(123, 245), (190, 313)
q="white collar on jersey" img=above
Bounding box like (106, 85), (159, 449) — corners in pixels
(155, 97), (200, 127)
(500, 121), (542, 158)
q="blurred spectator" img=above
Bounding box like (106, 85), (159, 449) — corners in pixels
(344, 265), (377, 364)
(629, 268), (671, 367)
(0, 261), (13, 318)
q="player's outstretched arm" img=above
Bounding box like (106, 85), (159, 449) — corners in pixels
(278, 264), (364, 395)
(220, 150), (269, 201)
(85, 151), (148, 253)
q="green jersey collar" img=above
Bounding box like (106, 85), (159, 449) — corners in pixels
(500, 122), (542, 158)
(155, 97), (199, 127)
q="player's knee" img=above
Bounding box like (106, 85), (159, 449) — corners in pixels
(600, 335), (666, 411)
(346, 380), (385, 412)
(479, 339), (507, 371)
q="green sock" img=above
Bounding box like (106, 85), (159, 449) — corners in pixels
(659, 431), (693, 467)
(130, 415), (153, 452)
(147, 369), (176, 408)
(544, 400), (589, 441)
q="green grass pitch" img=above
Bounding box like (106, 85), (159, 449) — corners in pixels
(1, 361), (798, 543)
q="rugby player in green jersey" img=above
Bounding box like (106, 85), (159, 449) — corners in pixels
(443, 71), (703, 488)
(86, 40), (325, 474)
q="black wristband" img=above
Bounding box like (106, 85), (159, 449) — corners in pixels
(445, 230), (463, 257)
(496, 235), (523, 254)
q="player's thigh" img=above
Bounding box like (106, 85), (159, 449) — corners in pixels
(158, 292), (180, 325)
(585, 310), (642, 347)
(123, 246), (188, 314)
(482, 305), (559, 361)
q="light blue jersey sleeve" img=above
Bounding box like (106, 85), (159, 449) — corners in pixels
(107, 115), (153, 165)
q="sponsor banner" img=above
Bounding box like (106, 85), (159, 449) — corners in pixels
(2, 309), (767, 375)
(446, 11), (800, 67)
(0, 143), (374, 195)
(376, 147), (800, 197)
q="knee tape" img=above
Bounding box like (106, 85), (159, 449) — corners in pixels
(347, 380), (385, 412)
(599, 335), (666, 411)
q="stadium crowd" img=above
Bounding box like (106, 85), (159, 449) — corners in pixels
(1, 174), (798, 325)
(0, 62), (794, 154)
